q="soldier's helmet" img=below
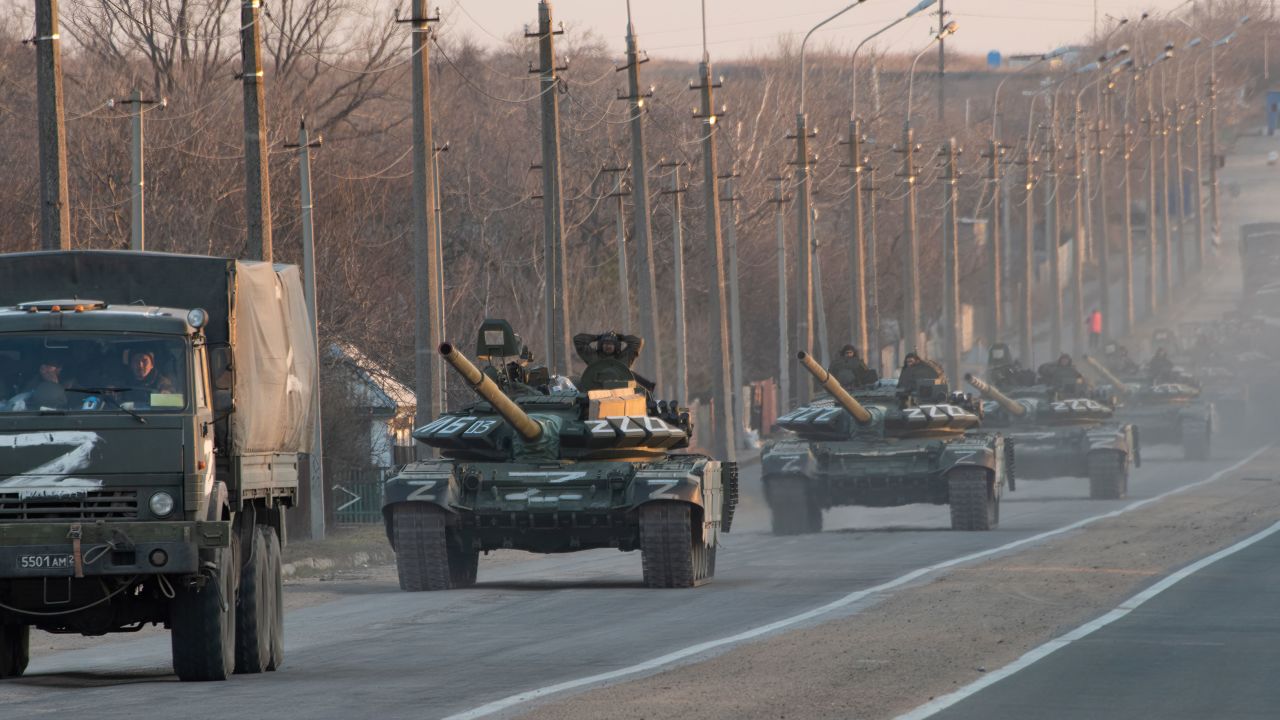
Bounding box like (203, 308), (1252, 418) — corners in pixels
(598, 331), (621, 356)
(988, 342), (1013, 366)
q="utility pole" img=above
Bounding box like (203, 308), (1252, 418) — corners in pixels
(983, 139), (1004, 345)
(118, 91), (163, 251)
(1143, 111), (1158, 317)
(937, 0), (947, 123)
(1192, 97), (1207, 269)
(240, 0), (272, 261)
(771, 177), (791, 410)
(811, 207), (830, 363)
(941, 138), (962, 380)
(660, 162), (689, 403)
(604, 166), (633, 325)
(432, 142), (448, 400)
(1071, 111), (1087, 354)
(896, 126), (921, 354)
(691, 49), (737, 460)
(1158, 103), (1173, 304)
(1043, 113), (1062, 358)
(1172, 102), (1187, 284)
(1093, 116), (1113, 337)
(1121, 124), (1136, 333)
(402, 1), (443, 447)
(618, 5), (662, 387)
(1207, 68), (1220, 255)
(33, 0), (70, 250)
(788, 114), (816, 400)
(285, 119), (326, 541)
(863, 157), (882, 373)
(721, 172), (745, 447)
(844, 118), (869, 355)
(1016, 139), (1037, 364)
(529, 1), (572, 374)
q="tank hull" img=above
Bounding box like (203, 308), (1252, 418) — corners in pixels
(1001, 423), (1136, 480)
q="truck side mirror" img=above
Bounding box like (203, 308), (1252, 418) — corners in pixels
(209, 347), (232, 391)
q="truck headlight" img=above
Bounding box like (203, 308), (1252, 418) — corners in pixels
(186, 308), (207, 329)
(149, 491), (175, 518)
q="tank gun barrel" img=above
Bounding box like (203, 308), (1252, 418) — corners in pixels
(439, 342), (543, 442)
(797, 351), (873, 424)
(964, 373), (1028, 417)
(1081, 354), (1130, 395)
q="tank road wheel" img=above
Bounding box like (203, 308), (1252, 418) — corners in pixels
(640, 501), (713, 588)
(234, 525), (271, 674)
(171, 534), (241, 681)
(767, 477), (823, 536)
(1182, 419), (1211, 461)
(392, 504), (453, 591)
(0, 623), (29, 679)
(1088, 452), (1129, 500)
(948, 468), (999, 531)
(262, 526), (285, 671)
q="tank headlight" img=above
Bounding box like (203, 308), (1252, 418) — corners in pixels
(149, 491), (175, 518)
(186, 308), (207, 329)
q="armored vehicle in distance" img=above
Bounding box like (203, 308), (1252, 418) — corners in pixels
(381, 320), (737, 590)
(761, 352), (1012, 534)
(966, 375), (1137, 499)
(1083, 355), (1213, 461)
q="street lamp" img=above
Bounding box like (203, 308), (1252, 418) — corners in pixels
(799, 0), (868, 114)
(851, 0), (936, 118)
(906, 21), (958, 128)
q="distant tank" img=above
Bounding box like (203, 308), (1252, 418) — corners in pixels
(760, 352), (1013, 533)
(380, 319), (737, 590)
(966, 374), (1138, 499)
(1082, 355), (1213, 460)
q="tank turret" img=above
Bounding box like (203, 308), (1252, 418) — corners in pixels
(798, 351), (873, 424)
(439, 342), (543, 442)
(965, 374), (1028, 417)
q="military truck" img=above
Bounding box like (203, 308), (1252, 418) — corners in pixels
(966, 375), (1137, 499)
(1083, 355), (1212, 461)
(1239, 222), (1280, 311)
(761, 352), (1012, 534)
(0, 251), (317, 681)
(382, 320), (736, 590)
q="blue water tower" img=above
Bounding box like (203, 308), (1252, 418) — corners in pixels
(987, 50), (1002, 69)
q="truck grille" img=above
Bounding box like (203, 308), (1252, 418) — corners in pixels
(0, 490), (140, 520)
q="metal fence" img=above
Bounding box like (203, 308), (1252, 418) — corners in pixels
(331, 468), (386, 525)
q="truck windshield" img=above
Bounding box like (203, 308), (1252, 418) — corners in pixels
(0, 334), (188, 413)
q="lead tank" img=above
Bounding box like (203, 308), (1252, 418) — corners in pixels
(381, 320), (737, 590)
(761, 352), (1013, 534)
(966, 374), (1138, 499)
(1082, 355), (1213, 460)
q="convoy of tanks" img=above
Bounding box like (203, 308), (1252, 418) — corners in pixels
(0, 217), (1277, 680)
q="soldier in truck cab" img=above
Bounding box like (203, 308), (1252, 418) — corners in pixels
(122, 347), (176, 403)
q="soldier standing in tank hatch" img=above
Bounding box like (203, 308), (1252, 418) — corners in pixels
(1147, 347), (1176, 384)
(986, 342), (1036, 389)
(828, 344), (878, 388)
(574, 331), (644, 368)
(897, 351), (947, 393)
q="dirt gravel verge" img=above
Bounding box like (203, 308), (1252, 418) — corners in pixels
(515, 446), (1280, 720)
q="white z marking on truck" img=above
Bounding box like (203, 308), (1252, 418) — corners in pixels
(0, 431), (104, 488)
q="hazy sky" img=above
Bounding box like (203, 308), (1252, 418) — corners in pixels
(444, 0), (1215, 62)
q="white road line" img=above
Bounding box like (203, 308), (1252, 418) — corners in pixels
(443, 444), (1273, 720)
(896, 509), (1280, 718)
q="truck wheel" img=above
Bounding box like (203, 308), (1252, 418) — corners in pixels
(392, 504), (452, 591)
(767, 477), (823, 535)
(1088, 452), (1129, 499)
(640, 501), (712, 588)
(171, 535), (240, 681)
(948, 468), (998, 531)
(262, 526), (284, 671)
(234, 525), (271, 674)
(1182, 419), (1211, 461)
(0, 623), (29, 679)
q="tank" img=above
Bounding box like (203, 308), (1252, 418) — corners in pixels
(380, 319), (737, 590)
(760, 352), (1013, 534)
(1082, 355), (1213, 460)
(966, 374), (1138, 499)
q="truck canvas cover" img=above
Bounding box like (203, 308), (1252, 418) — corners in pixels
(0, 250), (316, 455)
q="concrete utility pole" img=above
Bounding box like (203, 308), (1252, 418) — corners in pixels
(940, 138), (961, 381)
(1043, 110), (1062, 358)
(1192, 97), (1207, 268)
(1016, 139), (1037, 364)
(790, 114), (816, 402)
(660, 162), (689, 403)
(603, 166), (632, 325)
(691, 42), (737, 461)
(863, 158), (882, 373)
(1171, 102), (1188, 283)
(241, 0), (272, 261)
(118, 91), (162, 251)
(937, 0), (947, 123)
(811, 207), (830, 363)
(619, 6), (662, 388)
(897, 127), (921, 355)
(1121, 124), (1136, 333)
(403, 0), (443, 442)
(983, 139), (1004, 345)
(1143, 111), (1159, 317)
(845, 118), (869, 355)
(530, 1), (572, 374)
(1158, 101), (1173, 304)
(771, 177), (791, 410)
(721, 173), (745, 447)
(285, 120), (326, 542)
(1093, 117), (1112, 337)
(432, 142), (448, 401)
(33, 0), (70, 250)
(1207, 64), (1220, 252)
(1071, 110), (1087, 354)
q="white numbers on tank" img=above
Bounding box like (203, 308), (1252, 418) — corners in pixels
(463, 419), (499, 436)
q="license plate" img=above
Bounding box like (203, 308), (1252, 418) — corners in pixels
(18, 554), (74, 572)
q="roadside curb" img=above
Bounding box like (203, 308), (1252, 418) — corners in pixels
(282, 547), (395, 579)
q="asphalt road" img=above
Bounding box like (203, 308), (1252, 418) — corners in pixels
(927, 517), (1280, 720)
(0, 435), (1264, 720)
